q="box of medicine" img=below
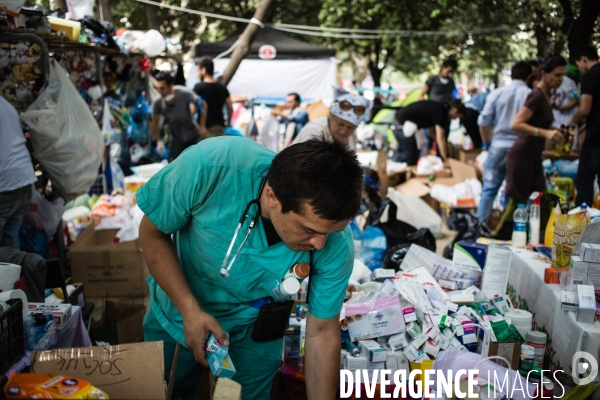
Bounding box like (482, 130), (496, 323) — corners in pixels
(452, 240), (487, 280)
(205, 332), (229, 358)
(372, 268), (396, 281)
(576, 285), (597, 323)
(388, 332), (410, 351)
(345, 296), (404, 341)
(560, 290), (577, 312)
(424, 340), (440, 357)
(411, 332), (428, 349)
(28, 303), (72, 330)
(580, 243), (600, 263)
(207, 352), (236, 379)
(345, 355), (367, 371)
(587, 263), (600, 290)
(569, 256), (590, 286)
(358, 340), (387, 363)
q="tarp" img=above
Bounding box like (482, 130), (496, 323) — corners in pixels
(195, 27), (336, 60)
(186, 58), (337, 102)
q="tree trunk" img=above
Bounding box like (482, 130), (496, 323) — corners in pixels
(368, 61), (383, 88)
(53, 0), (68, 12)
(566, 0), (600, 62)
(98, 0), (113, 23)
(221, 0), (277, 86)
(145, 4), (160, 30)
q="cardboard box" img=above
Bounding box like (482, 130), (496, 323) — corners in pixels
(561, 290), (578, 312)
(545, 267), (566, 285)
(70, 226), (150, 298)
(458, 149), (481, 166)
(580, 243), (600, 263)
(28, 303), (72, 330)
(31, 341), (178, 400)
(569, 256), (589, 286)
(358, 340), (387, 363)
(89, 299), (147, 345)
(489, 341), (521, 370)
(208, 352), (236, 379)
(587, 263), (600, 290)
(68, 283), (85, 308)
(577, 285), (597, 323)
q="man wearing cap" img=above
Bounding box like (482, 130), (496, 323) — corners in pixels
(292, 87), (373, 149)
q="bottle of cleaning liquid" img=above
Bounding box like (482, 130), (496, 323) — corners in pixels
(545, 204), (561, 246)
(512, 204), (528, 248)
(529, 197), (541, 246)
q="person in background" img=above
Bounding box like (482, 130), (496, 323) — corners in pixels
(496, 55), (566, 236)
(419, 58), (458, 102)
(0, 96), (36, 249)
(292, 86), (372, 150)
(476, 61), (533, 225)
(194, 57), (233, 137)
(551, 73), (579, 127)
(393, 99), (466, 165)
(272, 93), (309, 147)
(151, 72), (206, 162)
(569, 46), (600, 206)
(528, 60), (540, 88)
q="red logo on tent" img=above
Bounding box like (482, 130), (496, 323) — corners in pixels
(258, 45), (276, 60)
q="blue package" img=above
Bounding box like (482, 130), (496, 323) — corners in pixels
(453, 240), (488, 270)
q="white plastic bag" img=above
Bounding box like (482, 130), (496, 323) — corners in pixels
(258, 115), (280, 152)
(0, 0), (25, 13)
(21, 60), (103, 201)
(67, 0), (95, 19)
(430, 178), (482, 208)
(102, 99), (121, 145)
(23, 187), (65, 236)
(386, 187), (443, 238)
(416, 155), (444, 175)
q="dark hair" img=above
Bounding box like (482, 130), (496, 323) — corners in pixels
(575, 45), (599, 62)
(528, 60), (539, 68)
(267, 136), (363, 221)
(442, 58), (458, 70)
(540, 55), (567, 73)
(448, 99), (466, 116)
(288, 93), (301, 103)
(197, 56), (215, 76)
(511, 61), (533, 81)
(155, 72), (174, 85)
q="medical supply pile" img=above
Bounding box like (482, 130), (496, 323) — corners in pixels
(323, 240), (566, 394)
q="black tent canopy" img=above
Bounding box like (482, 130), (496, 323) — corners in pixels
(195, 27), (336, 60)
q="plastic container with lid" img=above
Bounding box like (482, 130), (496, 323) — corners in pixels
(280, 278), (301, 297)
(505, 309), (533, 339)
(526, 331), (547, 366)
(289, 262), (310, 279)
(520, 344), (536, 371)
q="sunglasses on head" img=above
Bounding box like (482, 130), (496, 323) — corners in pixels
(336, 100), (366, 116)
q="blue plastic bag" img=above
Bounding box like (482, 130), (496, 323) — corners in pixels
(554, 159), (579, 180)
(350, 220), (387, 271)
(128, 94), (151, 143)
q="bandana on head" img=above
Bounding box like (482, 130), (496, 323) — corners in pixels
(330, 86), (373, 127)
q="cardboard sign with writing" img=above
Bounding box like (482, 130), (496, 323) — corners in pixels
(31, 342), (167, 399)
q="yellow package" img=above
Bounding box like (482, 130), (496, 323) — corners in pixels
(4, 373), (109, 399)
(552, 210), (589, 268)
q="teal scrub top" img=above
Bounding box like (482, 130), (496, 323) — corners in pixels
(136, 137), (354, 346)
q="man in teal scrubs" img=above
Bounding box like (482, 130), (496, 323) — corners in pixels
(137, 136), (363, 399)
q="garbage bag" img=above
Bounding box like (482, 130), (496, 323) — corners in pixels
(350, 220), (387, 271)
(22, 187), (64, 236)
(21, 59), (103, 201)
(369, 198), (436, 252)
(382, 243), (411, 272)
(128, 94), (151, 143)
(443, 210), (491, 259)
(385, 187), (443, 238)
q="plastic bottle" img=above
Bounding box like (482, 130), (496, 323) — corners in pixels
(554, 125), (566, 156)
(280, 278), (301, 297)
(529, 197), (541, 246)
(288, 262), (310, 279)
(512, 204), (528, 248)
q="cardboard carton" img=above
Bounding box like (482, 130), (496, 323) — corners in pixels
(31, 341), (179, 400)
(489, 341), (521, 370)
(88, 298), (147, 345)
(70, 225), (149, 298)
(458, 149), (481, 165)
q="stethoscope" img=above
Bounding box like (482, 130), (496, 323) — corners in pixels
(219, 174), (268, 278)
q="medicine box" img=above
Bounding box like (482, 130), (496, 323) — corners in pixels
(388, 332), (410, 351)
(452, 241), (487, 280)
(207, 352), (236, 379)
(545, 267), (565, 285)
(587, 263), (600, 290)
(358, 340), (387, 363)
(576, 285), (597, 323)
(28, 303), (72, 330)
(205, 332), (229, 358)
(394, 350), (411, 373)
(372, 268), (396, 281)
(580, 243), (600, 263)
(561, 290), (578, 312)
(345, 355), (367, 371)
(385, 351), (399, 372)
(411, 332), (428, 349)
(569, 257), (590, 286)
(424, 340), (440, 357)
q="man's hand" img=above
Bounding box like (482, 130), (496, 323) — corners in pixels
(271, 109), (281, 117)
(183, 308), (229, 367)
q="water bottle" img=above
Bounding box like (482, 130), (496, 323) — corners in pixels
(529, 197), (541, 246)
(512, 204), (528, 248)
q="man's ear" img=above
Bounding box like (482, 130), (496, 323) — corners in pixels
(264, 186), (280, 208)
